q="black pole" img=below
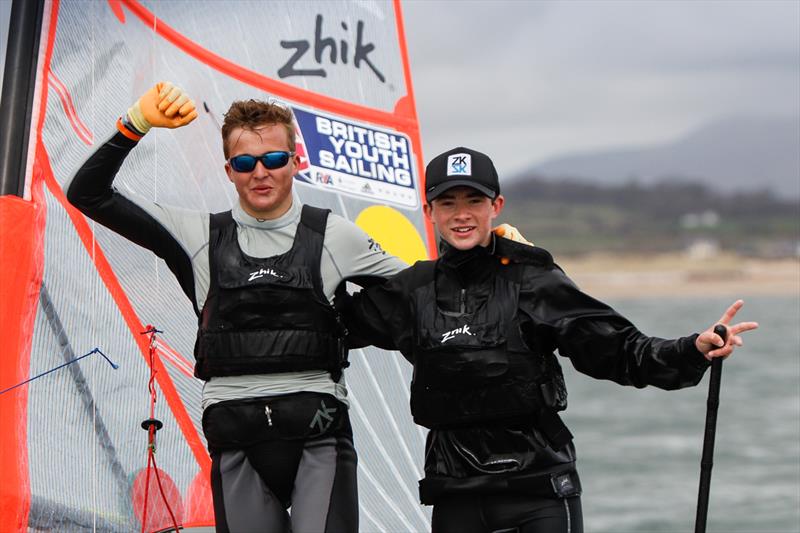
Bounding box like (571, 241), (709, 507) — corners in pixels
(0, 0), (45, 197)
(694, 324), (728, 533)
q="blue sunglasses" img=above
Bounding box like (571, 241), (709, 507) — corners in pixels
(229, 151), (296, 172)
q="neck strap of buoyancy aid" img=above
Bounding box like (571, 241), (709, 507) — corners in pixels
(206, 210), (235, 321)
(296, 205), (350, 381)
(297, 204), (330, 304)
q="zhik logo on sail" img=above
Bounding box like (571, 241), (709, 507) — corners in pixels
(248, 268), (283, 282)
(278, 14), (386, 83)
(441, 325), (473, 344)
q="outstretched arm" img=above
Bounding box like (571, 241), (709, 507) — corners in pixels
(695, 300), (759, 360)
(522, 266), (715, 390)
(335, 269), (418, 357)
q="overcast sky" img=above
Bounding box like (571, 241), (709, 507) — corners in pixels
(401, 0), (800, 178)
(2, 0), (798, 180)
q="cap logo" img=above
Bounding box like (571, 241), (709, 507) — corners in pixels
(447, 153), (471, 176)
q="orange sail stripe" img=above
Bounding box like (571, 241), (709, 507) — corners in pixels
(391, 0), (437, 258)
(118, 0), (417, 131)
(155, 340), (196, 379)
(47, 71), (94, 145)
(42, 158), (212, 476)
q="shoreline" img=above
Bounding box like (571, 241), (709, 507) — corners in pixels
(555, 253), (800, 299)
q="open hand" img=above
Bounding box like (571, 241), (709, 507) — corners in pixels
(696, 300), (759, 360)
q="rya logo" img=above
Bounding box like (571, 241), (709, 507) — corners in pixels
(248, 268), (282, 282)
(278, 14), (385, 83)
(441, 324), (473, 344)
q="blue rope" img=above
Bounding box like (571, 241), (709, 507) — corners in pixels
(0, 348), (119, 396)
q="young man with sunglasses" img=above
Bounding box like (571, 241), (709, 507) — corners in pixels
(66, 82), (410, 532)
(336, 146), (759, 533)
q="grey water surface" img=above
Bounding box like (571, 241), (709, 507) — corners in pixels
(562, 295), (800, 532)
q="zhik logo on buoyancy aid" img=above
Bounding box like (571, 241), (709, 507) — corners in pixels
(247, 267), (285, 282)
(441, 324), (473, 344)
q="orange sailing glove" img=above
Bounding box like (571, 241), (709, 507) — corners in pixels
(493, 223), (533, 265)
(126, 81), (198, 134)
(494, 223), (532, 245)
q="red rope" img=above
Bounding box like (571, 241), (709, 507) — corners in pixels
(140, 326), (181, 533)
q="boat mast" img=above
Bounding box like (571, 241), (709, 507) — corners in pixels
(0, 0), (45, 197)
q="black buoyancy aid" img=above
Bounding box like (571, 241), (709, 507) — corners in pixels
(193, 205), (347, 381)
(408, 261), (568, 430)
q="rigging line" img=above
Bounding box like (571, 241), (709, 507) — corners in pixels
(151, 4), (165, 344)
(140, 327), (181, 533)
(143, 442), (180, 533)
(90, 6), (98, 531)
(352, 348), (422, 480)
(150, 0), (160, 293)
(188, 10), (239, 139)
(201, 100), (237, 207)
(0, 344), (118, 396)
(348, 390), (431, 528)
(92, 242), (99, 533)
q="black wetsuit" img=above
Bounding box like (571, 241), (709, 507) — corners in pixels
(339, 238), (711, 532)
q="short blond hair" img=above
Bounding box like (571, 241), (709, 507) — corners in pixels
(221, 99), (295, 158)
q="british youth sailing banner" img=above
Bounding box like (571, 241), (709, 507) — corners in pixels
(294, 106), (419, 208)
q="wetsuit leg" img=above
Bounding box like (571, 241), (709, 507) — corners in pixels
(431, 493), (583, 533)
(431, 493), (485, 533)
(210, 449), (290, 533)
(290, 432), (359, 533)
(506, 496), (583, 533)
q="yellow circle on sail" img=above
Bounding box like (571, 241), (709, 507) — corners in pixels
(355, 205), (429, 265)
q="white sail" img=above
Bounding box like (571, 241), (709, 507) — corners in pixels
(2, 1), (433, 530)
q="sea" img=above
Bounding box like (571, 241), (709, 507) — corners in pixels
(561, 295), (800, 533)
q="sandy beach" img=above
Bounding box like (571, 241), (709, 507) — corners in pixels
(556, 252), (800, 299)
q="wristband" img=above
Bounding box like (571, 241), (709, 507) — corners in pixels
(116, 117), (143, 141)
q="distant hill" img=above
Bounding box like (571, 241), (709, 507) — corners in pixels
(500, 178), (798, 257)
(527, 115), (800, 199)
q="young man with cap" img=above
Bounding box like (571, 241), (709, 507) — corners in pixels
(337, 146), (758, 532)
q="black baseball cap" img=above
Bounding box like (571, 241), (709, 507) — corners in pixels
(424, 147), (500, 203)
